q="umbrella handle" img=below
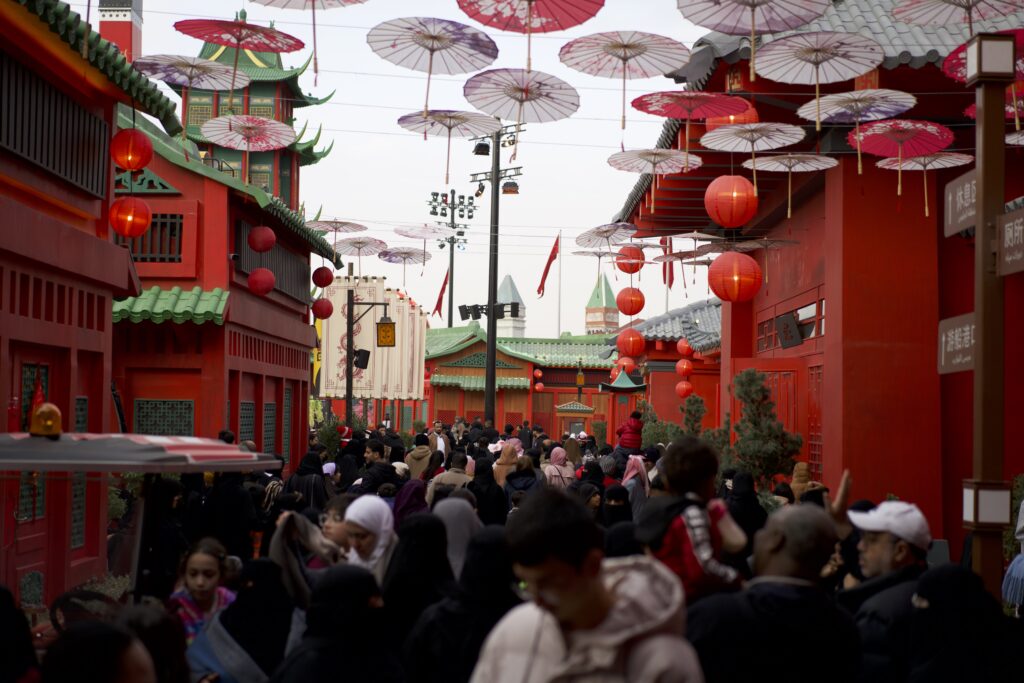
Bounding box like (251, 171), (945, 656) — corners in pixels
(182, 83), (191, 162)
(787, 168), (792, 219)
(425, 51), (434, 116)
(923, 168), (929, 218)
(526, 0), (534, 73)
(684, 118), (690, 170)
(228, 43), (241, 114)
(1014, 82), (1020, 132)
(856, 118), (863, 175)
(815, 67), (821, 132)
(650, 162), (657, 214)
(621, 63), (628, 131)
(512, 102), (523, 162)
(749, 7), (756, 82)
(751, 148), (758, 195)
(897, 144), (902, 197)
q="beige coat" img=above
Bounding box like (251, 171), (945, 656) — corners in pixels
(428, 432), (451, 455)
(405, 445), (432, 481)
(425, 467), (471, 505)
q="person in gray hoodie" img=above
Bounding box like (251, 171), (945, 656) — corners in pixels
(471, 488), (703, 683)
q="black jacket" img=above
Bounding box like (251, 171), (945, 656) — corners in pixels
(517, 427), (533, 449)
(350, 461), (403, 495)
(502, 469), (541, 508)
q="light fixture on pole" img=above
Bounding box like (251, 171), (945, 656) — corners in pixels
(426, 189), (472, 328)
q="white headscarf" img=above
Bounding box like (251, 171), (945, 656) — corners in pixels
(434, 498), (482, 578)
(343, 495), (394, 569)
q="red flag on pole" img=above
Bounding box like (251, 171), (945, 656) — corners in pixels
(661, 236), (674, 289)
(432, 270), (448, 318)
(537, 234), (560, 297)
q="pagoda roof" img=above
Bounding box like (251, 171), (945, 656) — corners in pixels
(429, 374), (531, 392)
(631, 299), (722, 353)
(289, 123), (335, 167)
(113, 286), (229, 325)
(425, 322), (617, 368)
(587, 274), (616, 309)
(600, 372), (647, 394)
(11, 0), (181, 135)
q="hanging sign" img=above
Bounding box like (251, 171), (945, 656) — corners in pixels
(937, 313), (975, 374)
(944, 169), (976, 236)
(997, 206), (1024, 276)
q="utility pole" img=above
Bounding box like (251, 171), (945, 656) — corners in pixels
(426, 190), (472, 328)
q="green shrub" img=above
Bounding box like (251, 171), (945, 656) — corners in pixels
(592, 421), (607, 449)
(413, 420), (427, 435)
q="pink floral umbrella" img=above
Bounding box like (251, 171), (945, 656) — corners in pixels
(397, 110), (502, 183)
(632, 92), (749, 166)
(307, 220), (368, 264)
(395, 224), (450, 265)
(849, 119), (954, 195)
(559, 31), (690, 132)
(378, 247), (433, 287)
(575, 222), (636, 249)
(200, 115), (296, 183)
(700, 122), (805, 192)
(893, 0), (1024, 35)
(334, 236), (388, 276)
(607, 150), (703, 214)
(876, 152), (973, 216)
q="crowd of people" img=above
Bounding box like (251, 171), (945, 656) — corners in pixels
(3, 415), (1023, 683)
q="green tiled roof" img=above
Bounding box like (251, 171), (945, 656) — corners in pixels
(443, 352), (520, 369)
(555, 401), (595, 414)
(586, 274), (616, 309)
(425, 323), (485, 358)
(425, 322), (616, 368)
(11, 0), (181, 135)
(430, 374), (531, 391)
(113, 286), (229, 325)
(600, 372), (647, 393)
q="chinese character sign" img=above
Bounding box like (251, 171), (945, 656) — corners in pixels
(944, 169), (976, 237)
(998, 207), (1024, 276)
(937, 313), (976, 374)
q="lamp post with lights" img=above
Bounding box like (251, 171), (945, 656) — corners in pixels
(426, 190), (472, 328)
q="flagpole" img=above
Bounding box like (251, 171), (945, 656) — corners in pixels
(557, 230), (562, 337)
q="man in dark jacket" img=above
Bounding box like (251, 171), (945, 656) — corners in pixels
(837, 501), (932, 683)
(688, 505), (860, 683)
(467, 418), (484, 445)
(351, 439), (402, 495)
(517, 421), (532, 450)
(481, 419), (500, 444)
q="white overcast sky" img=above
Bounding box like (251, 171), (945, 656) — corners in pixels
(83, 0), (716, 336)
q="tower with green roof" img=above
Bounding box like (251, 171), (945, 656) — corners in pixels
(170, 10), (333, 211)
(585, 273), (619, 335)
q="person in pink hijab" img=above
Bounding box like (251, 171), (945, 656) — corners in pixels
(505, 438), (524, 457)
(622, 454), (650, 520)
(543, 447), (575, 490)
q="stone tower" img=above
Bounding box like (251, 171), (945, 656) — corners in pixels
(496, 274), (526, 338)
(585, 273), (618, 334)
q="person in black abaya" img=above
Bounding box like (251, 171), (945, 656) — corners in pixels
(602, 484), (634, 528)
(382, 514), (456, 645)
(270, 565), (402, 683)
(726, 471), (768, 562)
(0, 585), (37, 683)
(467, 456), (508, 526)
(283, 448), (333, 513)
(404, 526), (522, 683)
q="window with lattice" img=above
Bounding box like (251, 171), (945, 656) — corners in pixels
(239, 402), (255, 442)
(249, 105), (274, 118)
(219, 99), (243, 117)
(17, 472), (44, 522)
(249, 172), (271, 192)
(133, 399), (194, 436)
(188, 105), (212, 128)
(70, 472), (86, 549)
(282, 388), (292, 464)
(74, 397), (88, 432)
(115, 214), (183, 263)
(263, 403), (277, 454)
(20, 363), (49, 429)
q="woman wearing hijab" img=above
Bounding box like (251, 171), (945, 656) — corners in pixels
(381, 514), (456, 645)
(404, 527), (522, 683)
(605, 521), (644, 558)
(343, 495), (397, 586)
(492, 443), (519, 487)
(621, 454), (650, 521)
(575, 483), (603, 522)
(503, 457), (542, 509)
(543, 447), (576, 490)
(393, 479), (429, 530)
(726, 471), (768, 561)
(467, 456), (508, 526)
(433, 498), (483, 578)
(270, 565), (402, 683)
(602, 484), (634, 527)
(580, 460), (606, 495)
(283, 448), (333, 512)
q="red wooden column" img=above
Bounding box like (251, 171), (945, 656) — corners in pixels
(718, 300), (754, 427)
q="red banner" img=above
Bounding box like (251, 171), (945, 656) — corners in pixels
(432, 270), (448, 317)
(537, 233), (560, 297)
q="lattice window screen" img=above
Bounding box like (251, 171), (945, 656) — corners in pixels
(74, 397), (88, 432)
(263, 403), (277, 454)
(133, 400), (194, 436)
(20, 364), (49, 429)
(17, 473), (44, 521)
(282, 388), (292, 465)
(70, 472), (86, 549)
(239, 401), (255, 442)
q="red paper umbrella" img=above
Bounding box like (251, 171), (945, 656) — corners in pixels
(458, 0), (605, 71)
(201, 115), (296, 185)
(849, 119), (954, 196)
(876, 152), (973, 216)
(252, 1), (367, 85)
(893, 0), (1024, 35)
(631, 92), (749, 165)
(174, 15), (304, 113)
(964, 80), (1024, 132)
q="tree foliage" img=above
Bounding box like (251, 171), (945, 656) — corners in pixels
(638, 400), (683, 449)
(729, 369), (803, 491)
(680, 394), (707, 437)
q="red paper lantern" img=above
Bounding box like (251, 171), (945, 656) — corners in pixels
(616, 329), (645, 357)
(677, 339), (692, 357)
(110, 128), (153, 171)
(676, 359), (693, 377)
(615, 245), (644, 274)
(705, 175), (758, 228)
(248, 226), (277, 253)
(109, 196), (152, 238)
(248, 268), (276, 296)
(533, 369), (543, 379)
(705, 105), (759, 133)
(312, 266), (334, 288)
(610, 366), (621, 380)
(616, 287), (645, 316)
(675, 380), (694, 399)
(534, 382), (545, 391)
(708, 252), (763, 302)
(311, 298), (334, 319)
(617, 356), (636, 374)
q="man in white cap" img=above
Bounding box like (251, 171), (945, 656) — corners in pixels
(837, 500), (932, 683)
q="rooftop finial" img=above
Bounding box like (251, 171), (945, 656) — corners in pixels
(237, 8), (247, 22)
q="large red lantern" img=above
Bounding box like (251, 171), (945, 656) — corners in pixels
(248, 268), (276, 296)
(312, 266), (334, 288)
(708, 252), (763, 302)
(616, 328), (645, 357)
(705, 175), (758, 228)
(617, 356), (636, 374)
(109, 197), (152, 238)
(676, 338), (692, 357)
(311, 298), (334, 319)
(534, 382), (545, 391)
(616, 287), (645, 316)
(675, 380), (694, 399)
(615, 245), (644, 274)
(247, 226), (276, 253)
(533, 369), (543, 379)
(676, 359), (693, 377)
(110, 128), (153, 171)
(705, 105), (759, 133)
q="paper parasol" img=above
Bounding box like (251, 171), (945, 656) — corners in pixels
(797, 89), (917, 173)
(307, 220), (367, 263)
(395, 224), (450, 264)
(397, 110), (502, 183)
(576, 222), (636, 250)
(893, 0), (1024, 35)
(733, 237), (798, 287)
(378, 247), (433, 286)
(458, 0), (605, 71)
(849, 119), (954, 195)
(1007, 130), (1024, 145)
(876, 152), (973, 216)
(334, 236), (388, 276)
(631, 92), (749, 165)
(559, 31), (690, 131)
(965, 80), (1024, 131)
(368, 17), (499, 114)
(252, 0), (366, 85)
(678, 0), (829, 80)
(754, 32), (883, 131)
(174, 16), (304, 114)
(200, 115), (296, 184)
(741, 153), (837, 218)
(700, 122), (805, 192)
(608, 150), (702, 213)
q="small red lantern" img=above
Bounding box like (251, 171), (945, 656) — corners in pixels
(311, 298), (334, 319)
(109, 196), (152, 238)
(615, 245), (644, 274)
(705, 175), (758, 228)
(617, 356), (637, 374)
(616, 328), (645, 357)
(248, 226), (276, 253)
(675, 380), (694, 399)
(676, 338), (692, 357)
(676, 359), (693, 377)
(110, 128), (153, 171)
(248, 268), (276, 296)
(610, 366), (621, 380)
(534, 382), (545, 391)
(312, 266), (334, 288)
(708, 252), (763, 302)
(705, 105), (759, 133)
(533, 369), (543, 379)
(616, 287), (645, 316)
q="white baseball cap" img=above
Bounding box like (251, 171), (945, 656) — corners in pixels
(848, 501), (932, 550)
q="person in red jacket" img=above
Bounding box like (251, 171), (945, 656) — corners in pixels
(611, 410), (645, 476)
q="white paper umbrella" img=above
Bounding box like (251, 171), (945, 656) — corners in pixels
(608, 150), (703, 213)
(397, 110), (502, 183)
(334, 236), (388, 276)
(893, 0), (1024, 35)
(395, 224), (450, 264)
(1007, 130), (1024, 146)
(742, 153), (837, 217)
(754, 32), (884, 130)
(378, 247), (433, 286)
(575, 222), (636, 249)
(700, 122), (805, 192)
(876, 152), (973, 217)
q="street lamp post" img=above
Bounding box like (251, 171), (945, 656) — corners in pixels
(426, 190), (472, 328)
(343, 264), (397, 425)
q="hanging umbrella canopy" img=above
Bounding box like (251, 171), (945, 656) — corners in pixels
(559, 31), (690, 131)
(308, 220), (367, 265)
(464, 68), (580, 122)
(849, 119), (954, 195)
(797, 89), (917, 174)
(133, 55), (251, 90)
(632, 91), (749, 163)
(607, 149), (703, 175)
(700, 122), (805, 192)
(1007, 130), (1024, 145)
(200, 115), (297, 152)
(395, 225), (450, 240)
(678, 0), (829, 80)
(252, 1), (366, 85)
(963, 80), (1024, 131)
(742, 153), (837, 218)
(876, 152), (973, 216)
(576, 222), (636, 249)
(379, 247), (433, 286)
(334, 236), (388, 276)
(397, 110), (503, 183)
(458, 0), (605, 71)
(368, 17), (499, 114)
(754, 32), (884, 131)
(893, 0), (1024, 35)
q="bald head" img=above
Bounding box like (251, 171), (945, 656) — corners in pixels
(753, 505), (838, 581)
